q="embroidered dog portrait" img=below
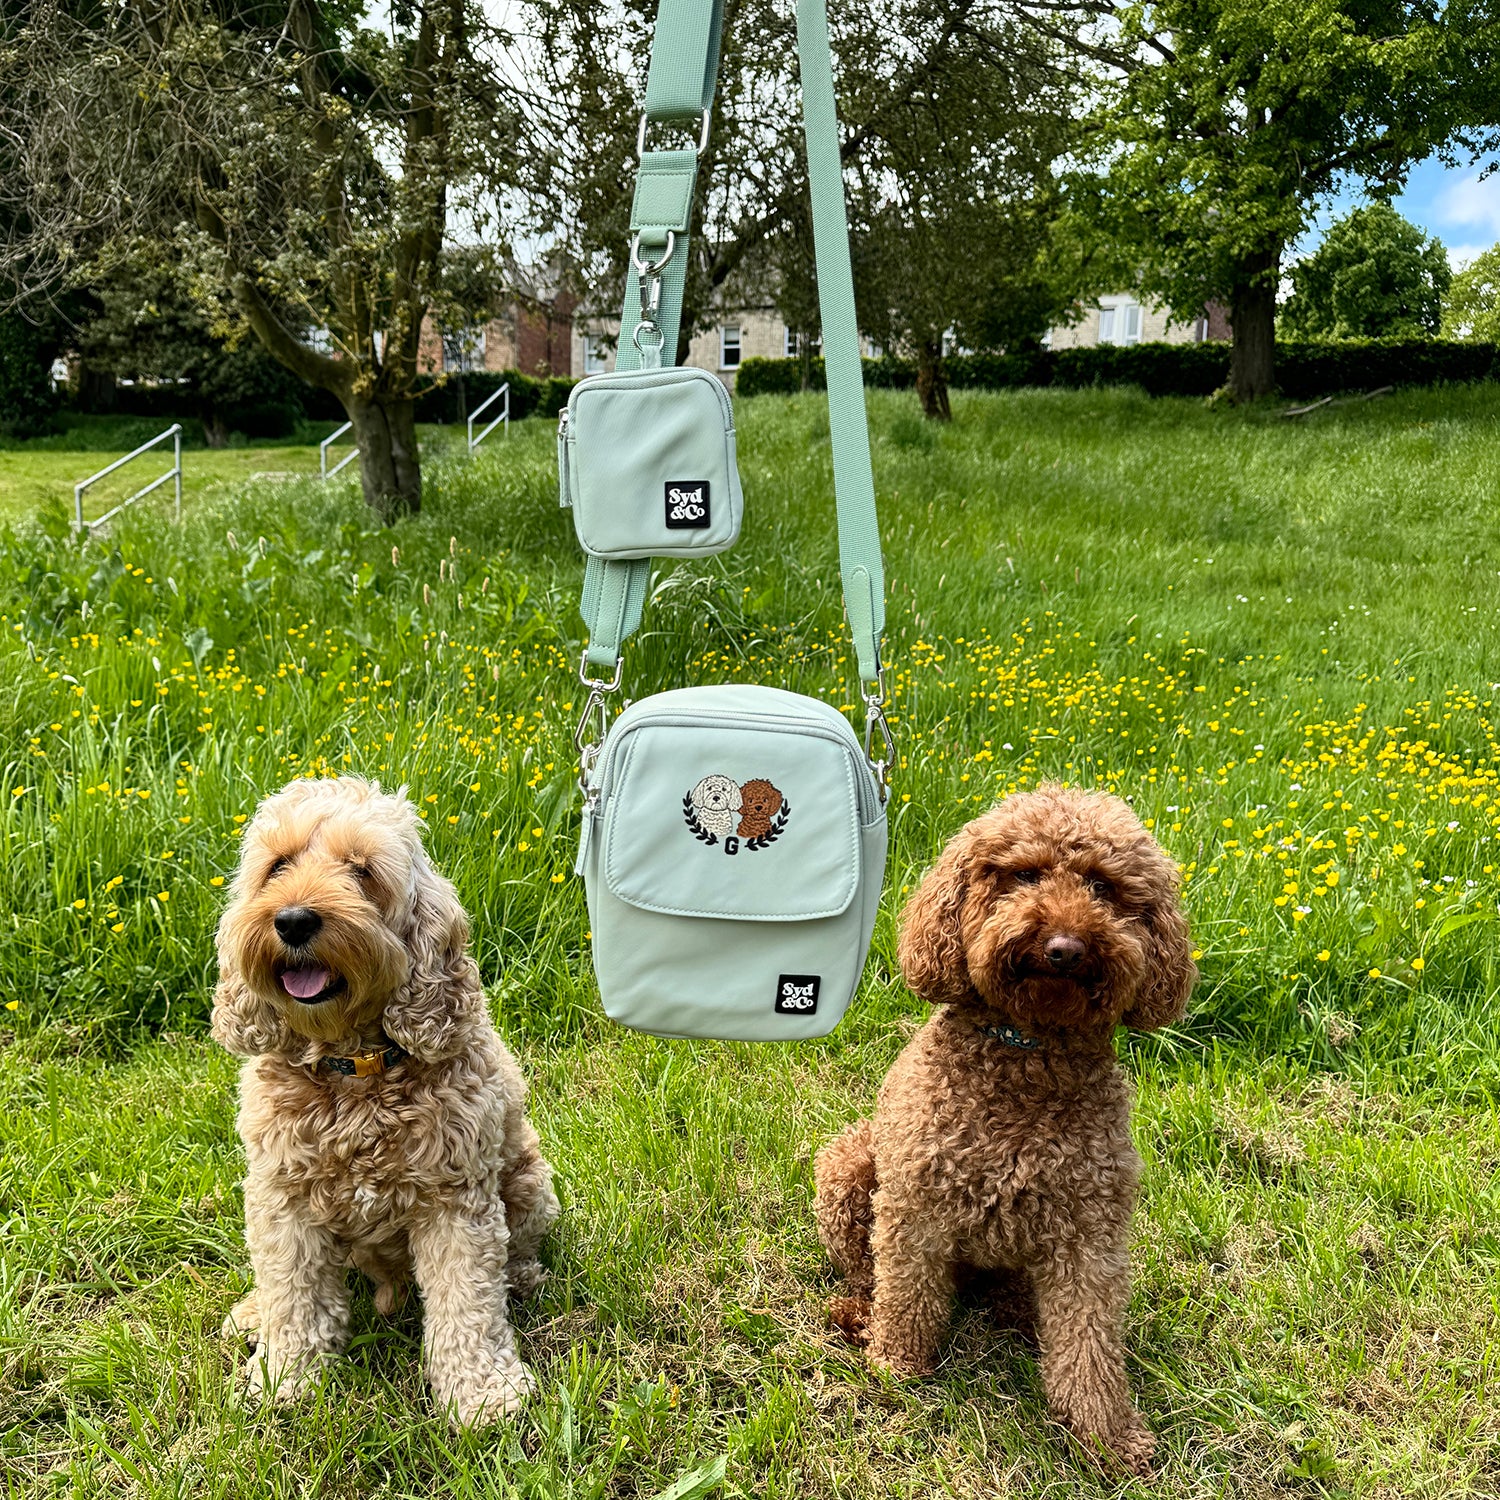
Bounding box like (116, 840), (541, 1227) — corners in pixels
(737, 778), (784, 839)
(687, 774), (741, 839)
(683, 775), (791, 854)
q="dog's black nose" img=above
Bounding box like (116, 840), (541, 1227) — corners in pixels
(1044, 934), (1085, 972)
(274, 905), (322, 948)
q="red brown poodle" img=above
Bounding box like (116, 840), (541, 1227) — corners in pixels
(736, 778), (785, 839)
(814, 784), (1195, 1475)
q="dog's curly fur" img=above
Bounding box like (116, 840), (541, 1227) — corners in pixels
(814, 784), (1195, 1475)
(736, 778), (784, 839)
(211, 776), (558, 1427)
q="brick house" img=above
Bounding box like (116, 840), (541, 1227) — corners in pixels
(574, 303), (879, 390)
(417, 266), (576, 378)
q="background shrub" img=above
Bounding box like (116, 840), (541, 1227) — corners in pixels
(70, 357), (580, 432)
(737, 338), (1500, 401)
(0, 313), (62, 436)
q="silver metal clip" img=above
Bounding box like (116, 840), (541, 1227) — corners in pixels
(574, 649), (624, 799)
(861, 666), (895, 803)
(629, 232), (676, 358)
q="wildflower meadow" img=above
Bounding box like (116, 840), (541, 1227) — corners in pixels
(3, 385), (1499, 1496)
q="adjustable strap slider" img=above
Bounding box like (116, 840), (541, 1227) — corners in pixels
(637, 109), (711, 157)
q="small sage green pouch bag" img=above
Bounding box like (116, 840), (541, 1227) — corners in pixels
(567, 0), (894, 1040)
(560, 367), (743, 561)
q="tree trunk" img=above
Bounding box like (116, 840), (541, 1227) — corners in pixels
(346, 392), (422, 520)
(916, 338), (951, 421)
(1228, 253), (1279, 402)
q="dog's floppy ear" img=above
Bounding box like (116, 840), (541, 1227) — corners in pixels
(897, 833), (979, 1006)
(1123, 877), (1196, 1031)
(381, 853), (486, 1062)
(210, 964), (293, 1056)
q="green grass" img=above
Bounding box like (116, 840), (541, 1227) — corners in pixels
(2, 384), (1499, 1497)
(0, 416), (466, 524)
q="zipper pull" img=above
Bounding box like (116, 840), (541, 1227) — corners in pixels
(573, 801), (595, 876)
(557, 410), (571, 508)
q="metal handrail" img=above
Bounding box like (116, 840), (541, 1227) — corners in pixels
(467, 382), (510, 452)
(74, 424), (182, 532)
(320, 420), (359, 480)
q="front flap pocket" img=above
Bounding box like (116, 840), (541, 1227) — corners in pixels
(601, 719), (861, 921)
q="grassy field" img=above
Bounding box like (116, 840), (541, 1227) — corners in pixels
(0, 415), (467, 524)
(2, 384), (1499, 1497)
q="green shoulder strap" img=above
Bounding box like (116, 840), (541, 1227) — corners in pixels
(795, 0), (885, 685)
(579, 3), (724, 675)
(580, 0), (886, 696)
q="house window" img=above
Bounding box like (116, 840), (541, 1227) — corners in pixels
(582, 335), (609, 375)
(719, 324), (742, 369)
(442, 327), (486, 373)
(1098, 298), (1142, 347)
(784, 328), (821, 359)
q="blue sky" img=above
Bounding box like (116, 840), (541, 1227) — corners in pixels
(1305, 157), (1500, 270)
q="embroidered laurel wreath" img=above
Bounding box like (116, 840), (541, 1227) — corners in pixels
(682, 793), (791, 850)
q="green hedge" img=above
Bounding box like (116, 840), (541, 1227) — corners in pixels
(78, 364), (580, 430)
(735, 338), (1500, 401)
(410, 369), (578, 424)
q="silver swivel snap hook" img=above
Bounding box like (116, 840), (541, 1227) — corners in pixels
(861, 664), (895, 803)
(630, 231), (675, 365)
(574, 650), (624, 801)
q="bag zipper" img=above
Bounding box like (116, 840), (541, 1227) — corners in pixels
(556, 409), (571, 507)
(567, 366), (735, 435)
(592, 708), (880, 824)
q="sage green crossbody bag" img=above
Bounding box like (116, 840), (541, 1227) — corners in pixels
(568, 0), (893, 1041)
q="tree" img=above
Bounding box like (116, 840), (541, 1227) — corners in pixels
(1281, 203), (1450, 339)
(531, 0), (1078, 404)
(1068, 0), (1500, 400)
(840, 6), (1075, 419)
(1442, 243), (1500, 341)
(1, 0), (529, 518)
(77, 261), (311, 443)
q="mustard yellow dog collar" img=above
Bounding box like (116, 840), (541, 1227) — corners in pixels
(319, 1041), (409, 1078)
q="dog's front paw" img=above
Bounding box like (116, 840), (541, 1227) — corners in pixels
(1102, 1414), (1155, 1479)
(865, 1332), (936, 1379)
(240, 1345), (327, 1406)
(506, 1259), (548, 1298)
(221, 1291), (261, 1348)
(443, 1357), (535, 1428)
(828, 1296), (872, 1343)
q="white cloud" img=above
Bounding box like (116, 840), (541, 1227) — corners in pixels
(1433, 173), (1500, 242)
(1446, 242), (1489, 273)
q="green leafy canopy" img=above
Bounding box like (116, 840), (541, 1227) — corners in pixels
(1282, 202), (1452, 339)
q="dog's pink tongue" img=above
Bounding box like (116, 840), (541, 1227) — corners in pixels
(281, 967), (330, 1000)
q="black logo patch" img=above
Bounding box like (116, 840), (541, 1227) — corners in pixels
(775, 974), (820, 1015)
(665, 481), (711, 529)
